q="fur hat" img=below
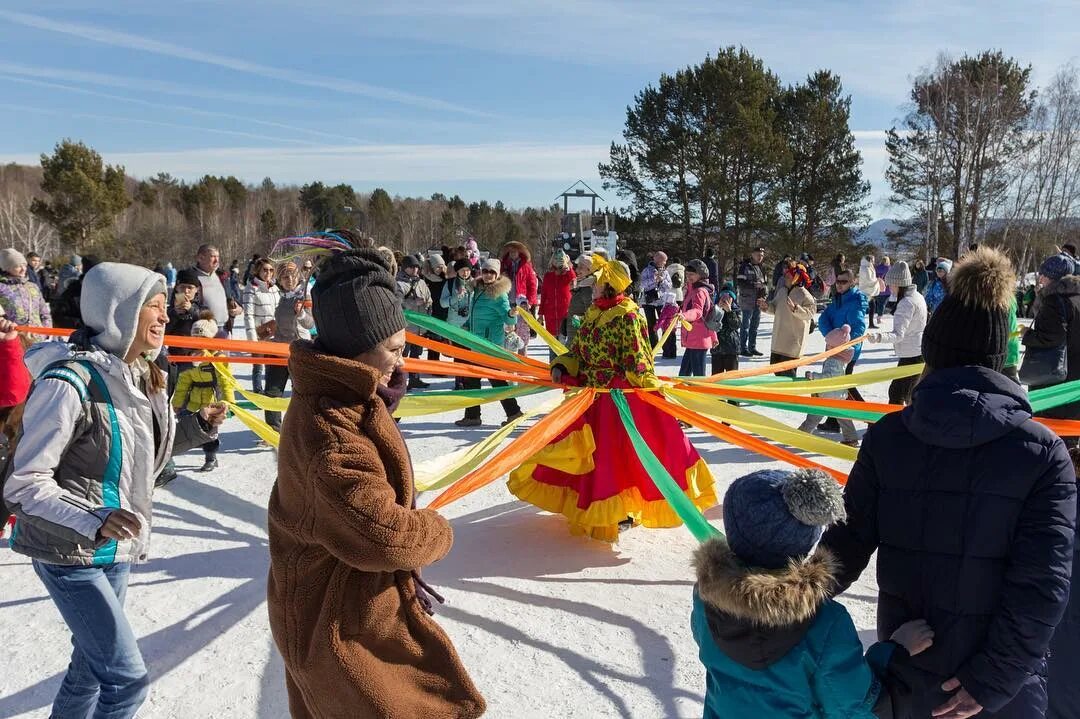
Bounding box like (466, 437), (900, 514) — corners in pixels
(191, 317), (219, 339)
(0, 248), (27, 274)
(311, 249), (405, 358)
(825, 324), (854, 364)
(884, 261), (913, 287)
(723, 469), (846, 569)
(482, 258), (501, 276)
(686, 259), (709, 279)
(922, 248), (1014, 373)
(1040, 254), (1074, 282)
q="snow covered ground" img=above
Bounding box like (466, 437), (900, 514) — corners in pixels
(1, 313), (896, 718)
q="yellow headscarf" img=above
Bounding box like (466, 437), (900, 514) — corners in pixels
(590, 253), (631, 293)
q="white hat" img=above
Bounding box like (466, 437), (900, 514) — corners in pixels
(191, 318), (219, 339)
(0, 248), (27, 274)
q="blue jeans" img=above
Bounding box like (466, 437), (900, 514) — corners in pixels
(251, 363), (264, 394)
(33, 561), (149, 719)
(679, 348), (707, 377)
(739, 306), (760, 353)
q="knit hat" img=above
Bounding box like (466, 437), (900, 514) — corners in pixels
(922, 248), (1015, 373)
(825, 324), (854, 364)
(311, 249), (406, 358)
(401, 254), (421, 270)
(686, 259), (709, 279)
(723, 469), (846, 569)
(652, 251), (668, 265)
(191, 317), (219, 339)
(884, 261), (913, 287)
(80, 263), (168, 359)
(176, 268), (201, 288)
(426, 253), (447, 270)
(0, 248), (27, 273)
(1040, 254), (1074, 282)
(453, 259), (473, 273)
(935, 259), (953, 274)
(482, 258), (501, 276)
(576, 254), (593, 272)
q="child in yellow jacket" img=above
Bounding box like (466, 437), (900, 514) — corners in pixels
(172, 318), (235, 471)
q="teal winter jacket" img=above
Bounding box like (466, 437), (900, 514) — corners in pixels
(691, 537), (899, 719)
(467, 276), (512, 345)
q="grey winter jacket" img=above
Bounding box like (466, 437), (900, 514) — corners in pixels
(272, 289), (314, 344)
(4, 340), (215, 565)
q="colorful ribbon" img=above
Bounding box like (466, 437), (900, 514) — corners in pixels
(514, 307), (569, 355)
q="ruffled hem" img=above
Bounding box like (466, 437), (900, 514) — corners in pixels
(507, 458), (717, 543)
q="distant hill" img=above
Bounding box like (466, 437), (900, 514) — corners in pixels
(854, 218), (902, 247)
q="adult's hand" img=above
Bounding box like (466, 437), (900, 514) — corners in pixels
(229, 304), (244, 318)
(199, 402), (228, 427)
(757, 298), (768, 311)
(933, 678), (983, 719)
(97, 508), (142, 542)
(0, 317), (18, 341)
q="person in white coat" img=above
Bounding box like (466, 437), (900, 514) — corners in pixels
(3, 262), (227, 719)
(867, 260), (927, 405)
(241, 258), (281, 393)
(858, 255), (881, 329)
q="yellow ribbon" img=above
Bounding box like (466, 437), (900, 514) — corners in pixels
(514, 306), (569, 355)
(652, 313), (681, 357)
(724, 363), (925, 395)
(590, 252), (631, 293)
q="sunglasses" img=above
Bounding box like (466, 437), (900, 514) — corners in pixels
(481, 269), (497, 275)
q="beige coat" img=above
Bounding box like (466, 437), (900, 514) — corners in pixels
(268, 341), (485, 719)
(762, 284), (817, 358)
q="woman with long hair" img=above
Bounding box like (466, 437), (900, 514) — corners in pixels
(867, 261), (927, 405)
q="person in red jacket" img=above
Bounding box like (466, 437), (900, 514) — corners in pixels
(540, 249), (576, 338)
(500, 241), (538, 310)
(1, 311), (32, 535)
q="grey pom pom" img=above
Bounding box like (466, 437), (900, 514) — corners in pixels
(781, 469), (846, 527)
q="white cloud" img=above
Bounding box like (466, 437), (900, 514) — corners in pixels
(0, 10), (493, 118)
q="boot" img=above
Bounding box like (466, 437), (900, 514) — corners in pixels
(407, 375), (430, 389)
(455, 417), (482, 428)
(817, 418), (841, 433)
(199, 455), (218, 472)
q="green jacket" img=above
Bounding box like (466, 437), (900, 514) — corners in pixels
(1006, 297), (1020, 369)
(467, 276), (512, 345)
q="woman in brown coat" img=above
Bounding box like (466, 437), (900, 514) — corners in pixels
(267, 248), (485, 719)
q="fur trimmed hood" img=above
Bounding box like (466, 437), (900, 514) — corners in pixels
(476, 275), (511, 298)
(1043, 274), (1080, 298)
(500, 241), (532, 264)
(693, 536), (837, 627)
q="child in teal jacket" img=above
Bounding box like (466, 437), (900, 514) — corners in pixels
(691, 468), (933, 718)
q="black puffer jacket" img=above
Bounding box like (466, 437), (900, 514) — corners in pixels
(822, 366), (1076, 717)
(1022, 274), (1080, 420)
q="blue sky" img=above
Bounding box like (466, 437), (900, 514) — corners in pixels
(0, 1), (1076, 219)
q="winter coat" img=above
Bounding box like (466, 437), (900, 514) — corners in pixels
(500, 245), (538, 306)
(4, 337), (215, 566)
(762, 283), (817, 359)
(242, 279), (281, 341)
(924, 278), (947, 313)
(667, 263), (687, 302)
(540, 268), (576, 334)
(822, 366), (1076, 717)
(397, 274), (433, 333)
(874, 288), (926, 360)
(468, 276), (512, 346)
(566, 280), (595, 345)
(0, 335), (30, 407)
(1022, 275), (1080, 420)
(172, 358), (236, 414)
(49, 278), (82, 329)
(423, 269), (450, 322)
(680, 281), (718, 350)
(691, 538), (896, 719)
(818, 287), (869, 363)
(1048, 537), (1080, 718)
(440, 278), (474, 330)
(0, 273), (50, 328)
(875, 263), (891, 298)
(166, 299), (205, 355)
(272, 289), (314, 344)
(858, 258), (879, 299)
(640, 262), (673, 306)
(711, 305), (741, 357)
(194, 265), (229, 325)
(703, 257), (719, 295)
(267, 341), (485, 719)
(913, 267), (930, 294)
(735, 259), (767, 311)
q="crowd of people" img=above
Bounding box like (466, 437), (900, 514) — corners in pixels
(3, 232), (1080, 719)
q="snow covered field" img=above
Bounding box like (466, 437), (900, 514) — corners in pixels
(1, 313), (893, 718)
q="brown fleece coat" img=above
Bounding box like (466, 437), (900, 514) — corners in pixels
(267, 341), (485, 719)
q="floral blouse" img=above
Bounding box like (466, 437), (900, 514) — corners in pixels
(558, 296), (658, 388)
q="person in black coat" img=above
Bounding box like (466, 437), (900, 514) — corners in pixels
(822, 248), (1077, 719)
(1022, 254), (1080, 431)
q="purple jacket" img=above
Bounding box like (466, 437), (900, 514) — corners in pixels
(0, 274), (51, 327)
(875, 263), (891, 298)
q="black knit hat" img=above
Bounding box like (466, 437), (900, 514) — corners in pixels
(921, 248), (1015, 373)
(176, 268), (200, 287)
(311, 249), (405, 357)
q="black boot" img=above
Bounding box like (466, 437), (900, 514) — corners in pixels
(407, 375), (430, 389)
(199, 454), (218, 472)
(817, 418), (841, 433)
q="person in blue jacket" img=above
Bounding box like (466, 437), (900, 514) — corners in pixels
(823, 248), (1077, 719)
(816, 267), (870, 427)
(691, 468), (934, 719)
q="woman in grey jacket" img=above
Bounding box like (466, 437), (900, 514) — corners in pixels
(3, 262), (226, 719)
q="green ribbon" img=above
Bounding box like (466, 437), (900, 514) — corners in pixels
(610, 390), (721, 542)
(404, 311), (525, 365)
(1029, 378), (1080, 413)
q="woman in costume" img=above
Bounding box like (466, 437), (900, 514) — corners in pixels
(507, 254), (717, 542)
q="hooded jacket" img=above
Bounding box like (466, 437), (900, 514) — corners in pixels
(873, 288), (926, 360)
(0, 272), (50, 328)
(858, 258), (879, 299)
(242, 278), (281, 341)
(680, 280), (718, 350)
(1023, 275), (1080, 419)
(691, 538), (896, 719)
(4, 264), (216, 565)
(540, 267), (576, 333)
(818, 287), (869, 363)
(763, 283), (817, 358)
(467, 276), (512, 346)
(440, 277), (474, 329)
(500, 243), (538, 306)
(268, 341), (485, 719)
(822, 366), (1076, 716)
